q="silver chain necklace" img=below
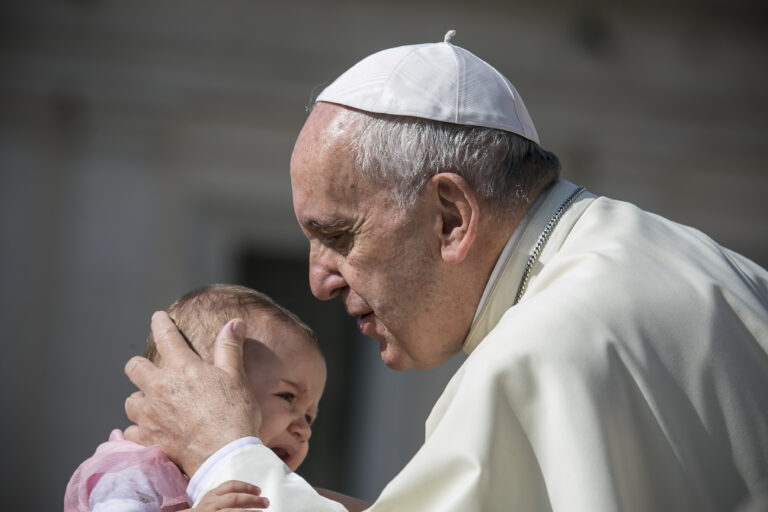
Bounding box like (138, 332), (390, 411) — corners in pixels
(513, 186), (585, 305)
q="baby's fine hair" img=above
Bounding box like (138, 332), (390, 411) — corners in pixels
(144, 283), (318, 363)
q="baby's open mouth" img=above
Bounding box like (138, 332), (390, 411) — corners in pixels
(271, 446), (290, 463)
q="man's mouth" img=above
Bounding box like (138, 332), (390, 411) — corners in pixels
(356, 312), (374, 333)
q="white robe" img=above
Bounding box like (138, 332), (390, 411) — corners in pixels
(189, 180), (768, 511)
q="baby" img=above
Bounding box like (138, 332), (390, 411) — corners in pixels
(64, 283), (327, 511)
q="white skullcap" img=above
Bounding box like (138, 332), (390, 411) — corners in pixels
(316, 30), (540, 144)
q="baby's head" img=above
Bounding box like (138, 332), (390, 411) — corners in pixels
(145, 284), (326, 471)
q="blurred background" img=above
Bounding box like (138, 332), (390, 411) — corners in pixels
(1, 0), (766, 508)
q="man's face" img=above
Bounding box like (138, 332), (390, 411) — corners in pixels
(243, 312), (326, 471)
(290, 104), (466, 370)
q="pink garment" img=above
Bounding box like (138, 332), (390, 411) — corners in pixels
(64, 429), (190, 512)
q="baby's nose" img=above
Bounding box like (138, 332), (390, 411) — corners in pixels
(289, 416), (311, 442)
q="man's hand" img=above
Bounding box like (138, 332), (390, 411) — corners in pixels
(124, 312), (261, 476)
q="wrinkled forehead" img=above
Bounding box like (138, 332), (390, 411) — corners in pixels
(291, 104), (365, 179)
(295, 102), (362, 148)
(292, 131), (369, 211)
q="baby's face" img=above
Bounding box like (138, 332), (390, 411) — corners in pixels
(241, 311), (326, 471)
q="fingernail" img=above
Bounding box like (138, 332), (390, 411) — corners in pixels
(231, 319), (245, 338)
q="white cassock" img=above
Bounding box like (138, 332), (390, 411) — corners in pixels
(188, 180), (768, 511)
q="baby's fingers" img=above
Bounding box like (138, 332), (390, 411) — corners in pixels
(198, 480), (269, 510)
(214, 492), (270, 510)
(210, 480), (263, 497)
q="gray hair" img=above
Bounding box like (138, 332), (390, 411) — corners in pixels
(348, 110), (560, 213)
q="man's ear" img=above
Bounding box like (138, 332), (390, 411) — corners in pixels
(430, 173), (479, 264)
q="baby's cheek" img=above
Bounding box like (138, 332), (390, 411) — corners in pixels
(294, 445), (309, 469)
(252, 396), (270, 439)
(256, 422), (270, 442)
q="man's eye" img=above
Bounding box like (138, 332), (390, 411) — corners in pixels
(323, 233), (348, 249)
(277, 392), (295, 403)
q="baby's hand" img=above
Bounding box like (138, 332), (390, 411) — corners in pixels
(190, 480), (269, 511)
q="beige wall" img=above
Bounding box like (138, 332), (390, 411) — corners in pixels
(1, 0), (766, 507)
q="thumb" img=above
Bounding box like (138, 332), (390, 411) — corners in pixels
(123, 425), (143, 445)
(213, 319), (247, 378)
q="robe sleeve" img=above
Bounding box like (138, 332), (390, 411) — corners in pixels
(186, 437), (346, 511)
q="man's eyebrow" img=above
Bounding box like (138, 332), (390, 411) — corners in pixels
(307, 218), (349, 232)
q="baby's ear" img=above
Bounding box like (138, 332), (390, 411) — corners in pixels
(430, 173), (479, 264)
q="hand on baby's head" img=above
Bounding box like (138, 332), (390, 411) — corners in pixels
(125, 313), (262, 476)
(127, 284), (325, 477)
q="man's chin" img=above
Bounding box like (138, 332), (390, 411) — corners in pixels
(379, 341), (458, 371)
(366, 325), (416, 370)
(381, 355), (410, 371)
(378, 344), (414, 371)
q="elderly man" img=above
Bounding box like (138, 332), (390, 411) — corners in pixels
(125, 34), (768, 511)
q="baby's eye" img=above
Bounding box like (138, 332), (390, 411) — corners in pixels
(277, 392), (295, 403)
(305, 414), (314, 425)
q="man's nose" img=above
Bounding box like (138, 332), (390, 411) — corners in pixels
(289, 416), (312, 442)
(308, 246), (347, 300)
